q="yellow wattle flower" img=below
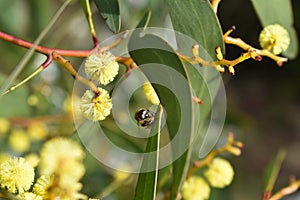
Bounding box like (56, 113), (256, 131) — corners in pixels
(80, 87), (112, 121)
(143, 82), (160, 105)
(0, 118), (10, 136)
(33, 175), (52, 198)
(39, 137), (85, 178)
(182, 176), (210, 200)
(0, 157), (35, 194)
(39, 137), (87, 199)
(259, 24), (290, 55)
(9, 129), (30, 153)
(27, 122), (48, 141)
(204, 157), (234, 188)
(85, 51), (119, 85)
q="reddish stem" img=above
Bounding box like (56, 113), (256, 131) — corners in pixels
(92, 35), (99, 47)
(0, 31), (93, 57)
(262, 191), (271, 200)
(41, 54), (53, 69)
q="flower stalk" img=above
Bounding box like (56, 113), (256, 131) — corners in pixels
(187, 133), (243, 178)
(179, 25), (289, 75)
(224, 35), (288, 66)
(210, 0), (221, 13)
(268, 178), (300, 200)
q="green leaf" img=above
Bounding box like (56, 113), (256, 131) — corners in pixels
(264, 148), (287, 192)
(134, 106), (163, 200)
(94, 0), (121, 33)
(129, 32), (195, 200)
(80, 0), (89, 17)
(184, 60), (225, 160)
(167, 0), (225, 60)
(251, 0), (298, 59)
(136, 10), (151, 29)
(166, 1), (225, 198)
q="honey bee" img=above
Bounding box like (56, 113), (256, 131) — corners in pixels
(134, 108), (154, 128)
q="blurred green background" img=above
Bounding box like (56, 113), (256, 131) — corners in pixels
(0, 0), (299, 199)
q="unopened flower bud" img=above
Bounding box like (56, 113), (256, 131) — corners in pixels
(182, 176), (210, 200)
(228, 66), (235, 75)
(228, 146), (242, 156)
(143, 82), (160, 105)
(215, 47), (223, 60)
(215, 65), (225, 72)
(259, 24), (290, 55)
(204, 157), (234, 188)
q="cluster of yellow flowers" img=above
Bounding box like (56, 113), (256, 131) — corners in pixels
(0, 137), (99, 200)
(182, 157), (234, 200)
(38, 137), (86, 199)
(80, 51), (161, 122)
(80, 51), (119, 121)
(0, 118), (48, 154)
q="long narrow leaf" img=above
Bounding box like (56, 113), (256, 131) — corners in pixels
(134, 106), (163, 200)
(167, 0), (224, 60)
(94, 0), (121, 33)
(129, 31), (195, 200)
(166, 1), (225, 198)
(264, 148), (287, 193)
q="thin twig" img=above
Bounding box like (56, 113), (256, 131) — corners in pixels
(187, 133), (243, 178)
(0, 55), (53, 96)
(270, 179), (300, 200)
(0, 0), (72, 95)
